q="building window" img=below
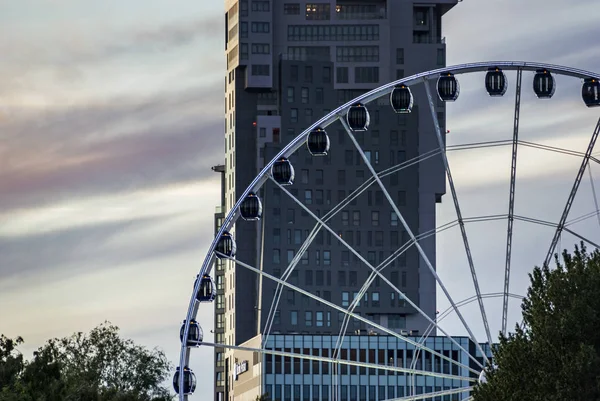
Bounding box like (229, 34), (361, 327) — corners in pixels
(316, 312), (324, 327)
(396, 48), (404, 64)
(273, 249), (280, 264)
(290, 65), (298, 82)
(251, 64), (270, 76)
(301, 87), (309, 103)
(305, 311), (313, 326)
(336, 46), (379, 62)
(371, 211), (379, 226)
(288, 24), (379, 41)
(323, 251), (331, 265)
(337, 170), (346, 185)
(342, 211), (349, 226)
(371, 292), (379, 307)
(287, 87), (295, 103)
(301, 251), (309, 265)
(274, 310), (281, 325)
(391, 212), (399, 226)
(336, 67), (349, 83)
(294, 229), (302, 245)
(304, 108), (313, 123)
(301, 169), (309, 184)
(274, 228), (281, 245)
(389, 314), (405, 329)
(251, 22), (270, 33)
(251, 43), (270, 54)
(315, 88), (324, 104)
(291, 311), (298, 325)
(240, 22), (248, 38)
(304, 190), (312, 204)
(240, 0), (249, 16)
(251, 0), (270, 11)
(304, 66), (313, 82)
(240, 43), (249, 59)
(259, 127), (266, 137)
(305, 3), (330, 20)
(290, 108), (298, 123)
(352, 211), (360, 226)
(355, 67), (379, 84)
(284, 3), (300, 14)
(305, 270), (313, 285)
(287, 290), (295, 305)
(315, 169), (324, 184)
(342, 292), (349, 307)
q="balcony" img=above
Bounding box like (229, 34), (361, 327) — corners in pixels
(413, 35), (446, 44)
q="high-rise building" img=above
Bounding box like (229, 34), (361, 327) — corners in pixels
(216, 1), (459, 400)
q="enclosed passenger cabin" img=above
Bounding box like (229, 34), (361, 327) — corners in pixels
(271, 157), (295, 185)
(390, 85), (413, 113)
(582, 78), (600, 107)
(485, 67), (507, 97)
(196, 274), (216, 302)
(306, 128), (330, 156)
(215, 231), (236, 259)
(346, 103), (370, 131)
(173, 366), (197, 395)
(533, 69), (555, 99)
(179, 319), (203, 347)
(437, 73), (460, 101)
(240, 192), (262, 221)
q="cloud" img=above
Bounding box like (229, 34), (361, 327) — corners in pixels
(0, 83), (224, 213)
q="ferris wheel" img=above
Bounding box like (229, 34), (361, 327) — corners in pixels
(175, 61), (600, 400)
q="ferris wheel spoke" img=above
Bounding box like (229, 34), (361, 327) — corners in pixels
(423, 76), (493, 348)
(544, 117), (600, 267)
(587, 165), (600, 228)
(200, 340), (476, 381)
(502, 68), (523, 337)
(220, 252), (483, 375)
(389, 386), (474, 401)
(566, 209), (600, 226)
(513, 215), (600, 248)
(314, 125), (488, 369)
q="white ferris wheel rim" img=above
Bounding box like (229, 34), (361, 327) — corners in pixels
(178, 61), (600, 400)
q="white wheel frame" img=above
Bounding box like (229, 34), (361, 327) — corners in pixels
(179, 61), (600, 400)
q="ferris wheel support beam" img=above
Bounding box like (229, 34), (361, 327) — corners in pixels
(224, 252), (481, 375)
(422, 77), (494, 348)
(339, 119), (489, 366)
(587, 165), (600, 228)
(502, 68), (523, 337)
(272, 178), (486, 370)
(544, 117), (600, 268)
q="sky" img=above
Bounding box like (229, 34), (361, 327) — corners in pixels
(0, 0), (599, 400)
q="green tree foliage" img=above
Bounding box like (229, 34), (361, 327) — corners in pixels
(0, 322), (173, 401)
(474, 243), (600, 401)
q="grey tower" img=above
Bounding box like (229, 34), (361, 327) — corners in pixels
(215, 1), (458, 400)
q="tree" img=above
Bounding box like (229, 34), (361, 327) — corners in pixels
(0, 322), (173, 401)
(474, 243), (600, 401)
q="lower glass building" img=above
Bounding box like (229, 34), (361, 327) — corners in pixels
(229, 334), (492, 401)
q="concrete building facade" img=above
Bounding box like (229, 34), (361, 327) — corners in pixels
(216, 1), (459, 400)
